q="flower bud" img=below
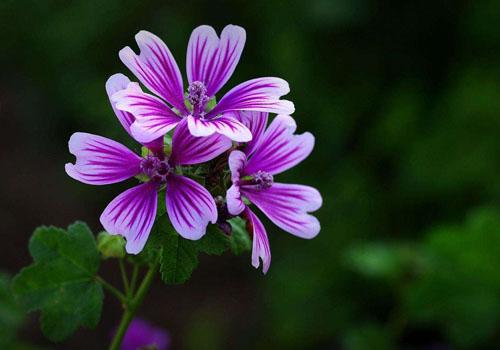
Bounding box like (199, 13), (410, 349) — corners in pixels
(97, 231), (126, 259)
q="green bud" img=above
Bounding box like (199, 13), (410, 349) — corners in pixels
(97, 231), (126, 259)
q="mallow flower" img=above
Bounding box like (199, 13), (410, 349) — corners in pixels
(226, 112), (322, 273)
(65, 74), (231, 254)
(111, 24), (295, 144)
(117, 318), (170, 350)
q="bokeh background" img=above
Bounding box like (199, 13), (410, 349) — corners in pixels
(1, 0), (500, 349)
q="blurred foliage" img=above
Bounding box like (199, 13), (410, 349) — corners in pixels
(1, 0), (500, 348)
(0, 273), (45, 350)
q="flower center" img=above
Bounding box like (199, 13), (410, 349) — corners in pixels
(187, 81), (209, 116)
(140, 155), (171, 183)
(240, 171), (274, 190)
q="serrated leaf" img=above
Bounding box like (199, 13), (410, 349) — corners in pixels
(196, 225), (230, 256)
(160, 230), (199, 285)
(228, 217), (251, 255)
(11, 222), (103, 342)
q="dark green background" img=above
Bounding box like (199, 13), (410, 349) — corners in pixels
(1, 0), (500, 348)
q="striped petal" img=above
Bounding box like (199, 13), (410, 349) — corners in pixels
(187, 114), (252, 142)
(187, 25), (246, 96)
(65, 132), (142, 185)
(245, 115), (314, 175)
(100, 182), (159, 254)
(226, 150), (247, 215)
(244, 207), (271, 274)
(170, 119), (232, 166)
(166, 175), (217, 240)
(119, 30), (186, 112)
(112, 82), (181, 143)
(207, 78), (294, 117)
(105, 73), (135, 135)
(235, 111), (268, 155)
(243, 183), (322, 239)
(106, 74), (164, 152)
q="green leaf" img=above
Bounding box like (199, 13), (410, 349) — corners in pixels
(12, 222), (103, 342)
(197, 225), (230, 256)
(160, 230), (199, 285)
(228, 217), (252, 255)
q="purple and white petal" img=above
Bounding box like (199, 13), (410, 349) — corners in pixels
(100, 182), (159, 254)
(235, 111), (268, 155)
(187, 115), (252, 142)
(228, 150), (247, 182)
(112, 82), (181, 143)
(65, 132), (142, 185)
(106, 74), (164, 152)
(187, 25), (246, 96)
(244, 207), (271, 274)
(106, 73), (135, 135)
(207, 78), (294, 117)
(166, 175), (217, 240)
(169, 119), (231, 166)
(226, 151), (247, 215)
(245, 115), (314, 175)
(119, 30), (186, 112)
(226, 184), (245, 216)
(243, 183), (322, 239)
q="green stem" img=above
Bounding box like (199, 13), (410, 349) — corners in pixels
(108, 261), (158, 350)
(96, 276), (126, 304)
(129, 265), (139, 296)
(119, 259), (130, 295)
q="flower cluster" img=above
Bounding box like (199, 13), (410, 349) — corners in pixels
(66, 25), (322, 273)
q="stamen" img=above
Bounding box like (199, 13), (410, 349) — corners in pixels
(239, 170), (274, 190)
(140, 155), (171, 183)
(187, 81), (209, 116)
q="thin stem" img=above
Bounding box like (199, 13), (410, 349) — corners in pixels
(119, 259), (130, 295)
(95, 276), (127, 304)
(129, 265), (139, 296)
(108, 261), (158, 350)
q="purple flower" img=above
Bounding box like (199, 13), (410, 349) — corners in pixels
(110, 25), (294, 144)
(118, 318), (170, 350)
(65, 74), (231, 254)
(226, 113), (322, 273)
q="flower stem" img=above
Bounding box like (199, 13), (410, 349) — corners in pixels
(129, 265), (139, 296)
(96, 276), (127, 304)
(108, 260), (158, 350)
(119, 259), (130, 295)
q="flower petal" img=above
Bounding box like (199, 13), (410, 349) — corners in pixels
(187, 24), (246, 96)
(119, 30), (186, 112)
(100, 182), (159, 254)
(226, 184), (245, 216)
(226, 150), (248, 216)
(228, 150), (247, 183)
(65, 132), (142, 185)
(106, 74), (164, 152)
(235, 111), (268, 155)
(245, 115), (314, 175)
(170, 119), (231, 166)
(166, 175), (217, 240)
(105, 73), (135, 135)
(112, 82), (181, 143)
(244, 207), (271, 274)
(243, 183), (322, 239)
(207, 78), (294, 117)
(187, 115), (252, 142)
